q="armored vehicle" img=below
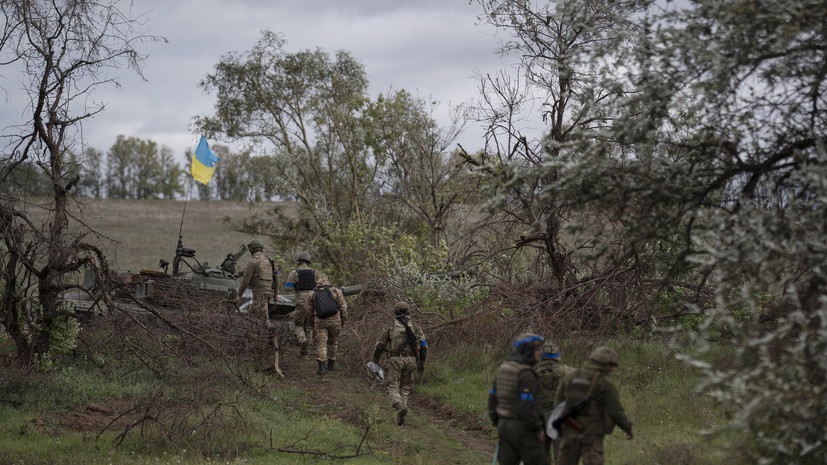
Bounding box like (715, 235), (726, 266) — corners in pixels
(139, 235), (249, 305)
(63, 236), (364, 317)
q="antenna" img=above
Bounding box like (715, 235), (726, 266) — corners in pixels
(179, 176), (191, 240)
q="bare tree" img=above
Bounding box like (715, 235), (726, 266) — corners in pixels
(466, 0), (641, 287)
(0, 0), (161, 364)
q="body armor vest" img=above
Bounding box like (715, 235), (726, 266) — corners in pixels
(296, 268), (316, 291)
(254, 253), (274, 283)
(536, 362), (566, 413)
(495, 360), (531, 418)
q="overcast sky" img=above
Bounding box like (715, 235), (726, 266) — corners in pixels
(3, 0), (516, 162)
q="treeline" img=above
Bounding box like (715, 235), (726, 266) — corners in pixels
(2, 135), (263, 201)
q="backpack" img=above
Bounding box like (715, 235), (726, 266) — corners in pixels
(314, 287), (339, 318)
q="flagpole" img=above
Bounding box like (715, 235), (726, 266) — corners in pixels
(179, 175), (191, 240)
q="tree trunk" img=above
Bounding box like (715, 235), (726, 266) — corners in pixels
(2, 253), (33, 363)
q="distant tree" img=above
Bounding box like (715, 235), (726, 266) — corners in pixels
(106, 135), (169, 199)
(0, 160), (52, 196)
(0, 0), (158, 364)
(132, 137), (163, 199)
(211, 144), (249, 201)
(77, 147), (104, 198)
(106, 135), (136, 199)
(157, 145), (184, 200)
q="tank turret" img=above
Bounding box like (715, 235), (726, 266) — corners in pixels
(144, 237), (248, 302)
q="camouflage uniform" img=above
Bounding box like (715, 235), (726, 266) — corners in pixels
(237, 245), (282, 377)
(372, 302), (428, 426)
(534, 342), (571, 462)
(554, 347), (633, 465)
(284, 261), (320, 352)
(307, 275), (348, 374)
(238, 249), (274, 326)
(488, 333), (549, 465)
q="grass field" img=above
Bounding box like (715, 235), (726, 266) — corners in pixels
(70, 198), (284, 273)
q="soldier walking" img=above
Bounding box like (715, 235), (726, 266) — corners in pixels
(307, 274), (347, 376)
(554, 346), (634, 465)
(372, 302), (428, 426)
(488, 333), (549, 465)
(535, 341), (571, 462)
(284, 252), (320, 356)
(235, 239), (283, 378)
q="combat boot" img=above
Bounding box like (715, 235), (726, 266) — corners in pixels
(316, 360), (325, 376)
(327, 360), (335, 371)
(392, 402), (408, 426)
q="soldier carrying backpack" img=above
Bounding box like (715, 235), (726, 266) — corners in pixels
(284, 252), (321, 356)
(307, 274), (347, 376)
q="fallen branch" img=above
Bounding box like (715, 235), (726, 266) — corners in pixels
(276, 424), (372, 459)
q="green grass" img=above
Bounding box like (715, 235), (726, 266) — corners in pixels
(0, 346), (492, 464)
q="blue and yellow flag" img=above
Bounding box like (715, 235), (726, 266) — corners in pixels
(191, 135), (220, 184)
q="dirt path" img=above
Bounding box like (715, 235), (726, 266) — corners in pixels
(276, 351), (495, 458)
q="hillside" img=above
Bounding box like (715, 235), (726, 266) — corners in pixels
(71, 198), (288, 273)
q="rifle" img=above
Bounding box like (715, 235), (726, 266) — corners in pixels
(272, 267), (278, 300)
(551, 388), (608, 432)
(395, 316), (421, 370)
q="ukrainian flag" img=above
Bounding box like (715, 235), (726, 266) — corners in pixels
(191, 136), (220, 184)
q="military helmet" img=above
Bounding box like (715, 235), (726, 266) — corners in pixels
(247, 239), (264, 251)
(513, 332), (544, 356)
(589, 346), (619, 366)
(541, 341), (561, 360)
(296, 251), (311, 264)
(394, 301), (411, 315)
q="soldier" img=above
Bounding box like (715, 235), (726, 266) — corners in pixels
(535, 341), (571, 462)
(372, 301), (428, 426)
(235, 239), (282, 378)
(488, 333), (549, 465)
(554, 346), (633, 465)
(284, 252), (320, 356)
(307, 274), (348, 376)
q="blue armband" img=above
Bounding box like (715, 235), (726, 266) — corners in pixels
(285, 282), (294, 289)
(520, 393), (534, 401)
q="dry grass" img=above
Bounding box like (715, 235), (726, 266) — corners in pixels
(70, 198), (287, 273)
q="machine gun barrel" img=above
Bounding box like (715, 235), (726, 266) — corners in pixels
(340, 284), (364, 296)
(220, 244), (248, 276)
